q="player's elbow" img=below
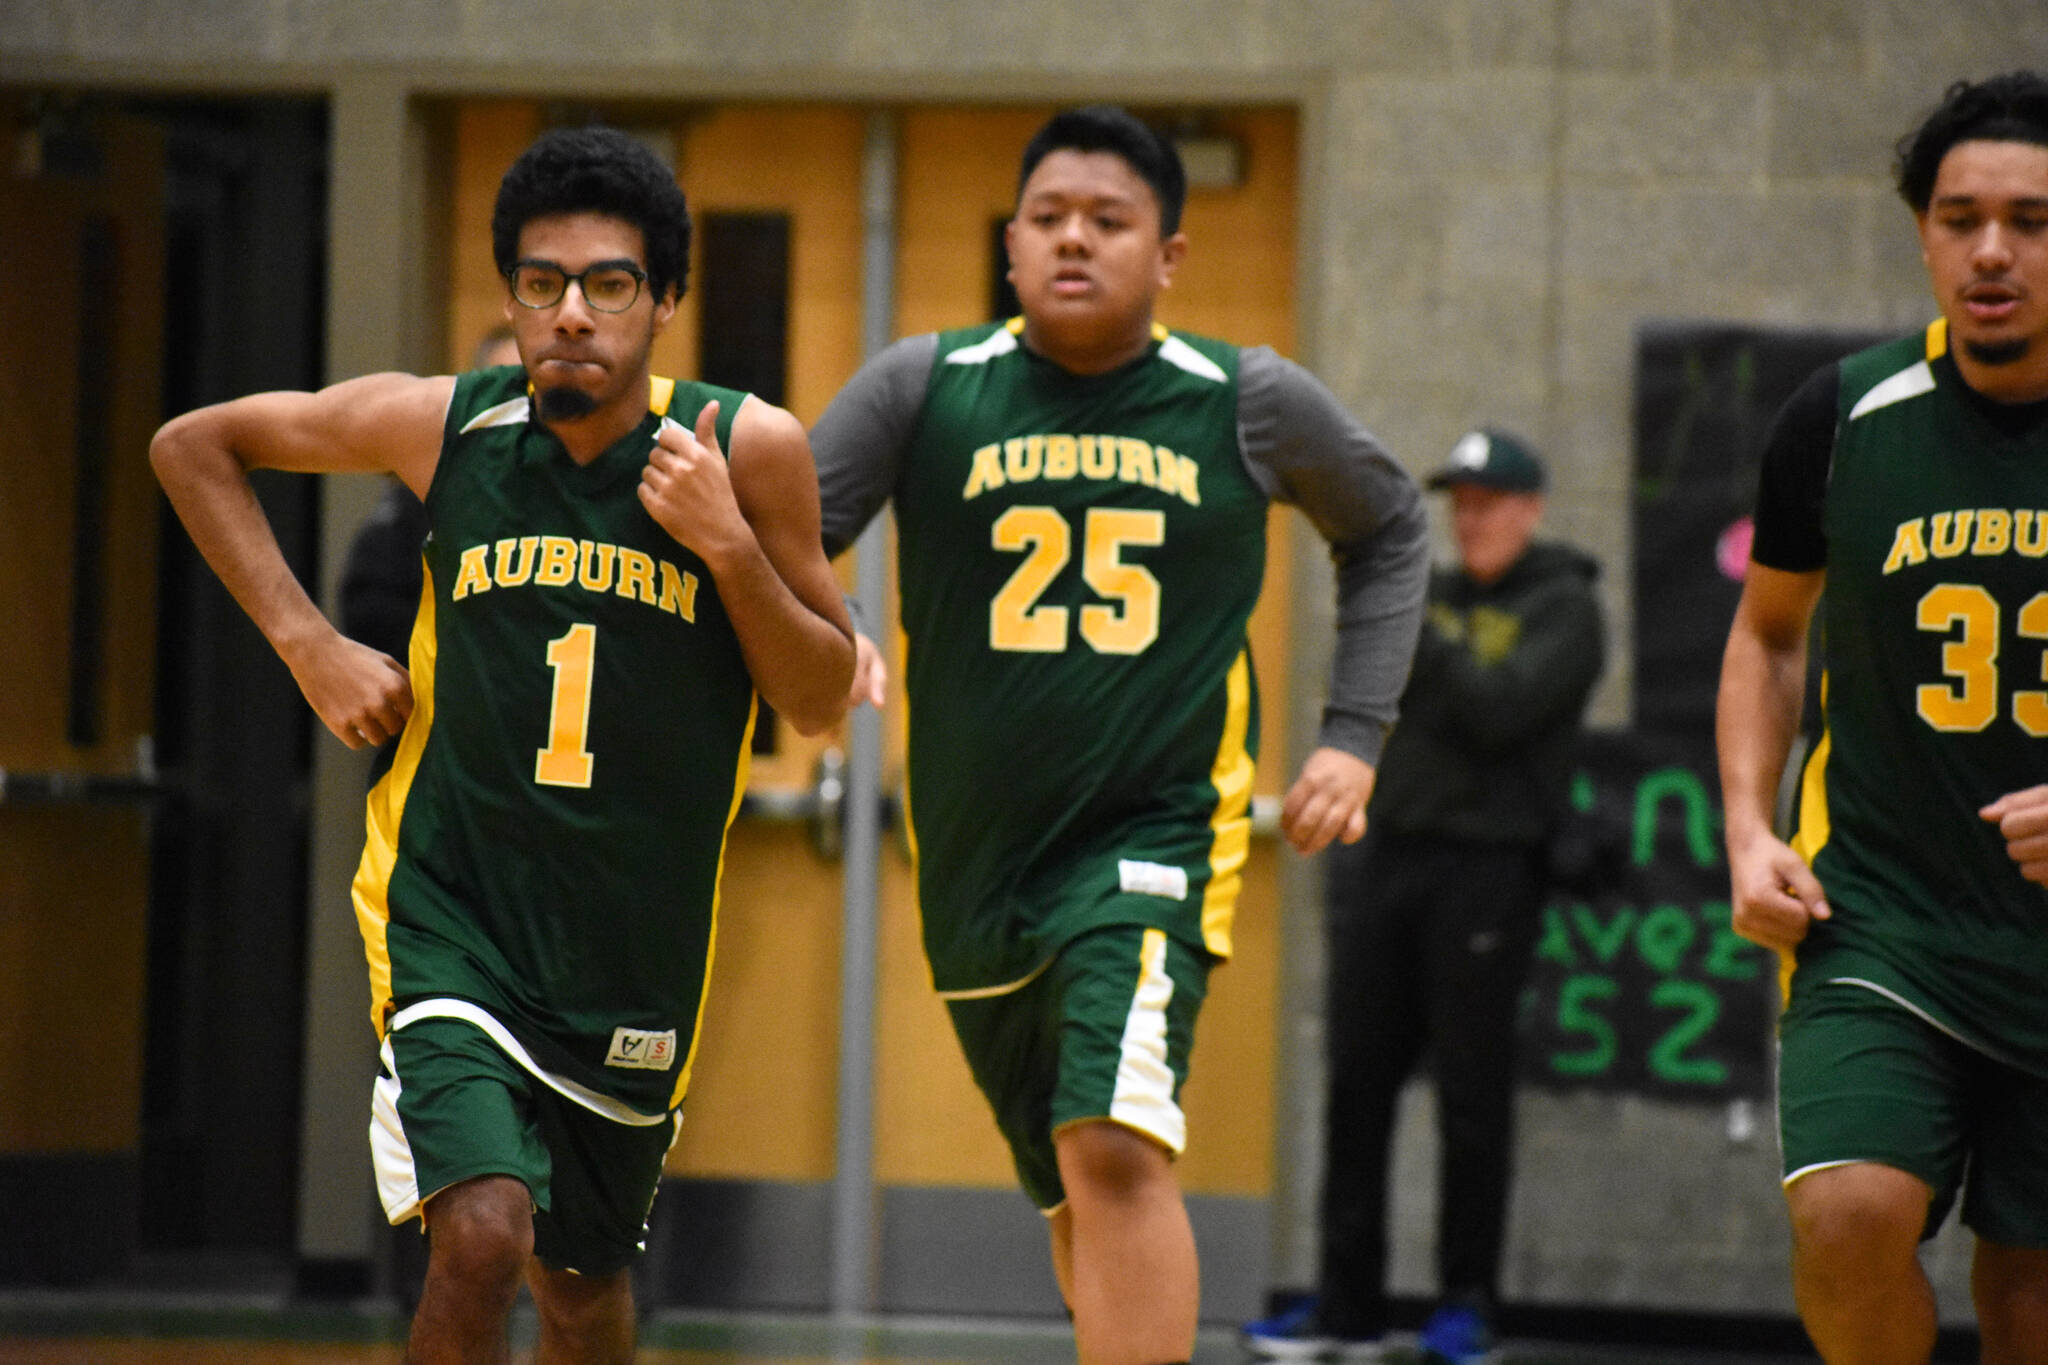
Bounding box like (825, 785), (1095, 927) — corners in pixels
(148, 413), (199, 487)
(150, 408), (235, 492)
(778, 688), (851, 738)
(775, 645), (856, 737)
(781, 705), (843, 739)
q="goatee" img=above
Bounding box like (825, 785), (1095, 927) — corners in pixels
(1963, 336), (2031, 368)
(535, 386), (598, 422)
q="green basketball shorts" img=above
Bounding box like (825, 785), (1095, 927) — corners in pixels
(1778, 979), (2048, 1246)
(944, 925), (1212, 1211)
(370, 1011), (681, 1274)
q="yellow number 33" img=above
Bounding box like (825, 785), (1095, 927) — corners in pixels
(1915, 585), (2048, 736)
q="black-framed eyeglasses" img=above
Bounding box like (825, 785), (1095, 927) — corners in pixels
(506, 258), (648, 313)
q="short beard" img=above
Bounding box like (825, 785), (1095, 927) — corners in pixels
(1963, 336), (2031, 368)
(534, 386), (598, 423)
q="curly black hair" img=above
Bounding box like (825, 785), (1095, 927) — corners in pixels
(1894, 70), (2048, 213)
(1016, 106), (1187, 236)
(491, 125), (691, 301)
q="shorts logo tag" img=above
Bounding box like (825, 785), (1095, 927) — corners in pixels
(605, 1026), (678, 1071)
(1118, 859), (1188, 901)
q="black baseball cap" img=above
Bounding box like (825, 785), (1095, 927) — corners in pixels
(1426, 429), (1546, 493)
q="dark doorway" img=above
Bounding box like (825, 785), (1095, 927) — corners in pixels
(140, 97), (330, 1260)
(697, 209), (791, 756)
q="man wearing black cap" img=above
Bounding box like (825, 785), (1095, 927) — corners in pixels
(1245, 429), (1604, 1364)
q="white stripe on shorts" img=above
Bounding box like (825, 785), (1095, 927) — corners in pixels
(369, 999), (673, 1225)
(1108, 928), (1186, 1154)
(371, 1033), (424, 1224)
(389, 997), (672, 1125)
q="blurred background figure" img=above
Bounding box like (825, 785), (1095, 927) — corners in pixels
(1245, 430), (1605, 1364)
(337, 325), (520, 764)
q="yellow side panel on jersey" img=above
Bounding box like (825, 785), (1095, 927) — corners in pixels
(670, 693), (757, 1110)
(351, 560), (440, 1038)
(1781, 681), (1836, 1005)
(1200, 650), (1255, 958)
(897, 626), (937, 990)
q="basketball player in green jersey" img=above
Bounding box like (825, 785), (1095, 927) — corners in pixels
(811, 107), (1428, 1365)
(151, 126), (853, 1364)
(1718, 72), (2048, 1363)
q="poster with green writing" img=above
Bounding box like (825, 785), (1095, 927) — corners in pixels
(1518, 731), (1776, 1100)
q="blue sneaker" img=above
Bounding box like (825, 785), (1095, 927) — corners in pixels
(1416, 1301), (1495, 1364)
(1240, 1297), (1388, 1362)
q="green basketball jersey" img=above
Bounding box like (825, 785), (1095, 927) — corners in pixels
(351, 367), (757, 1117)
(895, 320), (1268, 994)
(1793, 320), (2048, 1066)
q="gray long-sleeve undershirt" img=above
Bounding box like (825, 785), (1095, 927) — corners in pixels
(812, 333), (1428, 767)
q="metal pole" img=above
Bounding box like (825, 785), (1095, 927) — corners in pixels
(829, 106), (898, 1321)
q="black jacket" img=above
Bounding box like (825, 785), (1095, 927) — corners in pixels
(1369, 540), (1605, 847)
(339, 479), (428, 663)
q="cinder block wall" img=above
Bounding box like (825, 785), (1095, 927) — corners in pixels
(8, 0), (2041, 1324)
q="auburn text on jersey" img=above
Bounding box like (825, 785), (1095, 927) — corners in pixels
(962, 434), (1203, 507)
(1881, 508), (2048, 574)
(447, 534), (701, 621)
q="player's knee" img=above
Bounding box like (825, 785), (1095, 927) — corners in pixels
(423, 1176), (534, 1292)
(1786, 1165), (1928, 1275)
(1055, 1119), (1173, 1204)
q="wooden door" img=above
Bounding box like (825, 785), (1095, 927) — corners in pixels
(0, 102), (165, 1274)
(433, 97), (1300, 1209)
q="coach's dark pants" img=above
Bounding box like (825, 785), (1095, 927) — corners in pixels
(1315, 828), (1545, 1337)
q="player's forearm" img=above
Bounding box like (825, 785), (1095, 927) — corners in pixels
(706, 548), (855, 734)
(739, 612), (856, 736)
(151, 415), (334, 668)
(1318, 513), (1430, 765)
(1715, 623), (1807, 844)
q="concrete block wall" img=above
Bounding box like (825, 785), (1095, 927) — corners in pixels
(11, 0), (2036, 722)
(7, 0), (2041, 1325)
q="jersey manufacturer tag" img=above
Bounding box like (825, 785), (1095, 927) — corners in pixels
(1119, 859), (1188, 901)
(605, 1026), (678, 1071)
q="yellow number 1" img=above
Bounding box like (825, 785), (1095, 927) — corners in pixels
(535, 623), (597, 788)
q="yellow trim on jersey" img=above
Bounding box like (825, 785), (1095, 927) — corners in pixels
(649, 374), (676, 415)
(894, 628), (919, 862)
(670, 692), (758, 1109)
(352, 560), (441, 1038)
(896, 625), (939, 991)
(1925, 317), (1948, 362)
(1779, 680), (1835, 1006)
(935, 956), (1059, 1002)
(1200, 650), (1255, 958)
(1788, 730), (1834, 865)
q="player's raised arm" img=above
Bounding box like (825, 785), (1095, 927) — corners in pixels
(638, 396), (854, 734)
(149, 371), (453, 748)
